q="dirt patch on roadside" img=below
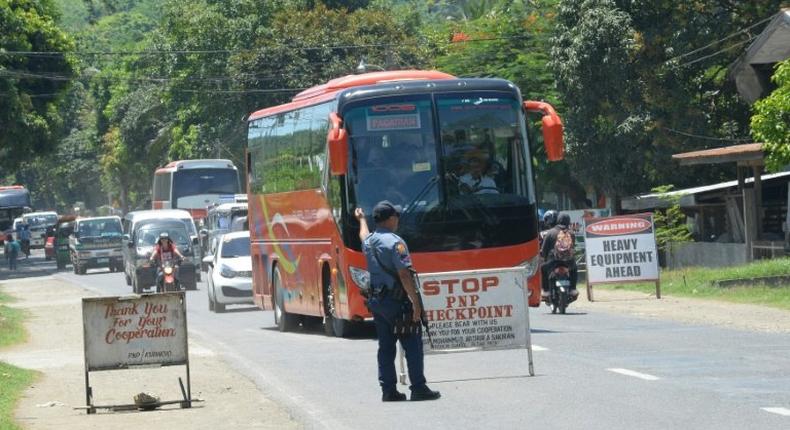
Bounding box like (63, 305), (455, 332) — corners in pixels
(0, 277), (301, 429)
(575, 288), (790, 333)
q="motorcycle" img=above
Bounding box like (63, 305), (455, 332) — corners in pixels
(157, 260), (181, 293)
(548, 264), (574, 314)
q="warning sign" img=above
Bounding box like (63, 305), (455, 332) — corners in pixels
(82, 293), (188, 371)
(419, 268), (529, 352)
(583, 213), (659, 284)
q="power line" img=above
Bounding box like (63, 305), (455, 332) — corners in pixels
(665, 12), (778, 64)
(0, 35), (528, 57)
(675, 35), (757, 68)
(662, 127), (751, 142)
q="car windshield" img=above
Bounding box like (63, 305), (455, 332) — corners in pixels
(135, 224), (190, 247)
(172, 169), (239, 205)
(77, 219), (122, 237)
(220, 236), (250, 258)
(344, 92), (536, 252)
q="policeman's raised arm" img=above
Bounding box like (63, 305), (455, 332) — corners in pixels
(354, 208), (369, 242)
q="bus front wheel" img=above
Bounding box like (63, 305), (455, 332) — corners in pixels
(273, 266), (297, 332)
(322, 266), (351, 338)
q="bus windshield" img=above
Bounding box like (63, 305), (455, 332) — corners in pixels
(172, 169), (239, 209)
(345, 93), (536, 252)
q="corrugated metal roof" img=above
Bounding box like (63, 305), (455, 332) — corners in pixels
(622, 171), (790, 210)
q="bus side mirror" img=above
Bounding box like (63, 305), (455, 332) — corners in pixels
(524, 101), (564, 161)
(327, 112), (349, 176)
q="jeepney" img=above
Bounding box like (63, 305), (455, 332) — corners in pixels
(69, 216), (124, 274)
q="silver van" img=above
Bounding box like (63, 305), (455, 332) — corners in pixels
(121, 209), (201, 286)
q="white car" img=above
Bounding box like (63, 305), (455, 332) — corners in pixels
(204, 231), (253, 313)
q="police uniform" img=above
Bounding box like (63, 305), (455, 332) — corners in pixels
(362, 201), (439, 402)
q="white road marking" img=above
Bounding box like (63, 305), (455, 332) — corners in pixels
(606, 368), (660, 381)
(761, 407), (790, 417)
(532, 345), (548, 351)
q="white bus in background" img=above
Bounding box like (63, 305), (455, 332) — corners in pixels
(152, 159), (242, 220)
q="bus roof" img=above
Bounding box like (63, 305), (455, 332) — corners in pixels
(0, 185), (27, 191)
(155, 159), (237, 174)
(248, 70), (455, 120)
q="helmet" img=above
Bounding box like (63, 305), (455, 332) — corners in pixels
(158, 232), (171, 244)
(557, 212), (571, 227)
(543, 210), (558, 228)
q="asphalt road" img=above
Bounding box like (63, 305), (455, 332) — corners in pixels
(4, 251), (790, 429)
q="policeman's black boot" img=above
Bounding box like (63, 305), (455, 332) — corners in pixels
(381, 390), (407, 402)
(410, 385), (441, 401)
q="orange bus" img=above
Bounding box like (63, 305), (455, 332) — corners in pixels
(246, 70), (563, 337)
(152, 159), (241, 219)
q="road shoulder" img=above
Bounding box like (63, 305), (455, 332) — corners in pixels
(575, 288), (790, 333)
(0, 276), (300, 429)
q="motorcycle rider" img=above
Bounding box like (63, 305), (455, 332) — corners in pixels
(539, 210), (558, 298)
(149, 232), (184, 291)
(540, 212), (578, 301)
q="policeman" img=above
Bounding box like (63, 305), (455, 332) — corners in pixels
(355, 201), (441, 402)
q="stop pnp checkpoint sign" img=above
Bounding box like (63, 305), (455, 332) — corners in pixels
(418, 267), (531, 353)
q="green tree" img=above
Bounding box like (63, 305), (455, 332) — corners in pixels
(550, 0), (648, 205)
(751, 59), (790, 172)
(0, 0), (76, 170)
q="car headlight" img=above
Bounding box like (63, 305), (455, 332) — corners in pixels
(520, 255), (541, 278)
(220, 264), (236, 278)
(349, 266), (370, 289)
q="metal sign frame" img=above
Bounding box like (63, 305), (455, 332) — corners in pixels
(81, 292), (192, 414)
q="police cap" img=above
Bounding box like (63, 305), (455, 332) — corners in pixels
(372, 200), (402, 223)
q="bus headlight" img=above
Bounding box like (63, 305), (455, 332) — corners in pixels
(349, 266), (370, 289)
(520, 255), (541, 279)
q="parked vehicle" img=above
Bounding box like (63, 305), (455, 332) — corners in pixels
(122, 209), (202, 284)
(203, 231), (253, 313)
(200, 202), (248, 270)
(69, 216), (124, 274)
(54, 216), (76, 270)
(23, 211), (58, 249)
(127, 219), (197, 294)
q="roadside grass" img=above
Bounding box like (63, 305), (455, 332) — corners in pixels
(0, 286), (35, 430)
(595, 257), (790, 310)
(0, 291), (26, 348)
(0, 362), (35, 430)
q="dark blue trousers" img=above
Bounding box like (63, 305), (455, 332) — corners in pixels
(368, 296), (427, 394)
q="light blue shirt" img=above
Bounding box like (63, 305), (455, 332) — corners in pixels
(362, 227), (412, 291)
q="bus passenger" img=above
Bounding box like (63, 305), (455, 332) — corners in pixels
(355, 202), (441, 402)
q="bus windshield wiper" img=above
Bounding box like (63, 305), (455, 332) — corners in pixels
(400, 175), (439, 220)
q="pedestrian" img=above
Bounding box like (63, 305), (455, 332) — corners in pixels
(355, 201), (441, 402)
(4, 234), (20, 270)
(17, 222), (31, 259)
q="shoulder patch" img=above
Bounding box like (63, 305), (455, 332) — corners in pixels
(396, 242), (407, 254)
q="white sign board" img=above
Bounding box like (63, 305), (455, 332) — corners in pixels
(583, 213), (659, 284)
(419, 268), (529, 352)
(82, 293), (188, 371)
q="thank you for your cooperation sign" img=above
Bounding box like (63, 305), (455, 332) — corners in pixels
(82, 293), (188, 371)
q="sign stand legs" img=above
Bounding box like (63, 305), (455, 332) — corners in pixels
(655, 280), (661, 299)
(84, 369), (95, 415)
(586, 282), (594, 302)
(523, 284), (535, 377)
